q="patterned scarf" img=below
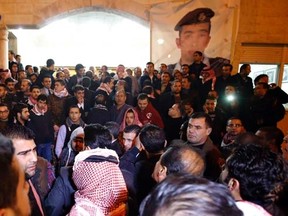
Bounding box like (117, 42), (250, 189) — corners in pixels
(70, 149), (127, 216)
(31, 103), (48, 116)
(54, 88), (69, 98)
(68, 198), (104, 216)
(28, 96), (37, 106)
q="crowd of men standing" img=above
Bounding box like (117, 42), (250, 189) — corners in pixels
(0, 51), (288, 216)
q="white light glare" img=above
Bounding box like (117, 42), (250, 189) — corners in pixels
(157, 38), (164, 45)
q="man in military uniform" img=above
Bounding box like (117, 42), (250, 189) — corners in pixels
(168, 7), (230, 76)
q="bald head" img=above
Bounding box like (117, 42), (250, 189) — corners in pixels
(180, 147), (205, 176)
(152, 144), (205, 183)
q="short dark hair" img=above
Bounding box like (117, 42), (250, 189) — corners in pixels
(141, 86), (154, 95)
(139, 124), (166, 153)
(170, 79), (181, 86)
(28, 73), (38, 80)
(101, 65), (108, 70)
(254, 74), (268, 85)
(161, 144), (205, 177)
(0, 103), (9, 109)
(194, 51), (203, 56)
(25, 65), (32, 71)
(103, 76), (113, 84)
(206, 95), (217, 101)
(190, 112), (212, 128)
(30, 85), (41, 91)
(146, 62), (154, 67)
(9, 50), (15, 55)
(4, 77), (15, 85)
(85, 71), (93, 79)
(56, 72), (64, 79)
(240, 64), (250, 73)
(68, 105), (81, 113)
(42, 75), (51, 82)
(123, 124), (141, 136)
(181, 98), (194, 108)
(105, 121), (120, 139)
(11, 61), (18, 67)
(137, 93), (149, 101)
(140, 174), (243, 216)
(73, 85), (85, 93)
(226, 117), (245, 129)
(95, 94), (106, 105)
(225, 143), (287, 205)
(75, 64), (84, 72)
(223, 63), (233, 72)
(257, 126), (284, 153)
(181, 76), (192, 83)
(33, 66), (39, 73)
(2, 124), (35, 140)
(84, 124), (112, 149)
(102, 72), (111, 79)
(0, 134), (19, 210)
(46, 59), (55, 68)
(82, 77), (91, 88)
(227, 116), (243, 124)
(37, 94), (48, 102)
(55, 79), (66, 86)
(13, 103), (28, 116)
(234, 132), (260, 146)
(161, 71), (171, 78)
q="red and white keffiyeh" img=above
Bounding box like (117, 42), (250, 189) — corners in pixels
(69, 148), (127, 216)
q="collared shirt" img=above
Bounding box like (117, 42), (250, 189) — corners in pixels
(77, 102), (84, 109)
(174, 55), (210, 72)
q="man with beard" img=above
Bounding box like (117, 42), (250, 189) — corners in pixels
(3, 125), (46, 216)
(0, 134), (31, 216)
(13, 103), (30, 126)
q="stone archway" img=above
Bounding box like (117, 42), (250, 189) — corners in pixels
(10, 0), (150, 29)
(3, 0), (151, 67)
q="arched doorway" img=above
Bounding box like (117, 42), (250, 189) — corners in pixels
(10, 10), (150, 68)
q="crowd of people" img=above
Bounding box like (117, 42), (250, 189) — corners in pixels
(0, 51), (288, 216)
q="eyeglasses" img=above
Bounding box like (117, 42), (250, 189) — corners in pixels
(0, 110), (9, 114)
(227, 124), (242, 128)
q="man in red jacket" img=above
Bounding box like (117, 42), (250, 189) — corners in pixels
(135, 93), (164, 128)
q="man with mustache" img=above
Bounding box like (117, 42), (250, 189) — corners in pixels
(3, 125), (48, 216)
